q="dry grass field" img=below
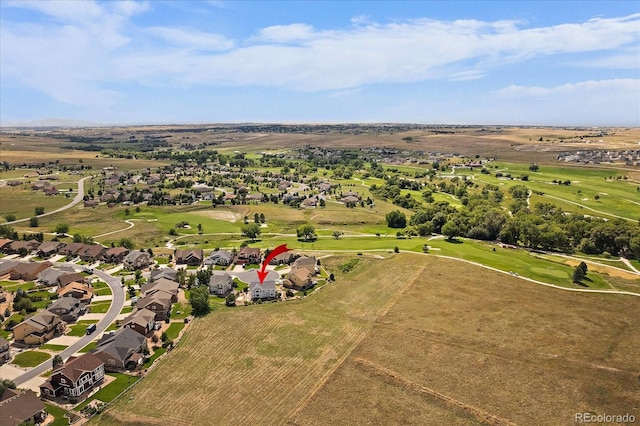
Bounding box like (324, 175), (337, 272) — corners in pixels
(93, 254), (639, 425)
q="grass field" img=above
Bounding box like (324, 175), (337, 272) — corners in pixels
(45, 403), (71, 426)
(164, 322), (185, 340)
(75, 373), (140, 411)
(12, 350), (51, 367)
(88, 301), (112, 314)
(68, 320), (99, 337)
(91, 253), (639, 425)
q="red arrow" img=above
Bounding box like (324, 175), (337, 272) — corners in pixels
(256, 244), (291, 285)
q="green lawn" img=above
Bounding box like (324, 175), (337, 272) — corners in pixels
(79, 341), (98, 353)
(68, 320), (99, 337)
(105, 323), (119, 332)
(233, 277), (248, 292)
(75, 373), (140, 411)
(0, 281), (36, 292)
(12, 350), (51, 367)
(94, 287), (112, 296)
(88, 301), (112, 313)
(120, 305), (134, 314)
(171, 303), (191, 320)
(45, 403), (71, 426)
(165, 322), (185, 340)
(40, 344), (68, 352)
(143, 347), (166, 367)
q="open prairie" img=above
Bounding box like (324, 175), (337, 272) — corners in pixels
(92, 254), (640, 425)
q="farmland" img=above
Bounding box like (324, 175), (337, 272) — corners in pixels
(0, 124), (638, 424)
(92, 254), (639, 425)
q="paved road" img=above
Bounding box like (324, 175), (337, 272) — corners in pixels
(13, 267), (125, 386)
(5, 176), (92, 225)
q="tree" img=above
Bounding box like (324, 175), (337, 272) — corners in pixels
(0, 379), (16, 395)
(225, 292), (236, 306)
(119, 238), (134, 250)
(124, 208), (131, 216)
(259, 213), (266, 223)
(329, 273), (335, 281)
(29, 217), (38, 227)
(241, 223), (261, 241)
(52, 354), (63, 369)
(161, 331), (168, 343)
(385, 210), (407, 228)
(578, 261), (588, 276)
(197, 223), (203, 234)
(394, 246), (400, 253)
(529, 164), (540, 172)
(4, 214), (15, 222)
(319, 199), (326, 207)
(332, 230), (341, 240)
(422, 244), (430, 253)
(168, 228), (177, 236)
(441, 221), (461, 240)
(572, 265), (585, 283)
(34, 207), (45, 215)
(147, 248), (154, 257)
(189, 285), (211, 316)
(134, 269), (143, 284)
(254, 213), (260, 223)
(297, 224), (317, 241)
(55, 223), (69, 235)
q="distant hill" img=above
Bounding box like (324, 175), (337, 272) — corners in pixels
(0, 118), (103, 128)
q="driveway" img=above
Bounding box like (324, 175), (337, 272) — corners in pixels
(13, 267), (125, 386)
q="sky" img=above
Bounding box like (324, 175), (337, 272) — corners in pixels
(1, 1), (639, 126)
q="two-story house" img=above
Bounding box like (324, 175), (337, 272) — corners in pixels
(40, 353), (105, 399)
(120, 308), (156, 336)
(12, 311), (63, 345)
(249, 279), (276, 300)
(208, 273), (233, 297)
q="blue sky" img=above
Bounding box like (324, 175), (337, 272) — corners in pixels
(1, 1), (638, 126)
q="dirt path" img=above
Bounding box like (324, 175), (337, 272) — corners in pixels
(94, 219), (136, 238)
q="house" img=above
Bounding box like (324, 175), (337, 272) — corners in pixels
(292, 256), (317, 274)
(5, 240), (39, 255)
(284, 267), (313, 291)
(140, 278), (179, 302)
(340, 195), (360, 204)
(101, 247), (130, 263)
(301, 197), (318, 208)
(0, 260), (19, 277)
(204, 250), (235, 266)
(0, 337), (10, 364)
(0, 239), (13, 252)
(38, 267), (68, 286)
(12, 310), (63, 345)
(57, 272), (86, 288)
(236, 247), (261, 265)
(92, 328), (146, 371)
(123, 251), (152, 270)
(79, 244), (105, 262)
(47, 297), (86, 323)
(268, 252), (294, 265)
(249, 280), (276, 300)
(58, 282), (94, 303)
(208, 273), (233, 297)
(37, 241), (65, 258)
(9, 261), (52, 281)
(0, 389), (47, 426)
(84, 200), (98, 208)
(58, 242), (89, 257)
(136, 292), (172, 320)
(174, 249), (203, 266)
(149, 268), (178, 282)
(120, 308), (155, 336)
(39, 353), (105, 399)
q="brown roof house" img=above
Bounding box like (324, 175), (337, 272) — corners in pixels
(136, 291), (172, 321)
(236, 247), (261, 265)
(9, 261), (52, 281)
(0, 389), (46, 426)
(174, 249), (203, 266)
(120, 308), (155, 336)
(92, 328), (146, 371)
(12, 310), (63, 345)
(101, 247), (130, 263)
(283, 267), (314, 291)
(79, 244), (105, 262)
(140, 278), (179, 303)
(40, 352), (105, 400)
(58, 282), (94, 303)
(37, 241), (65, 258)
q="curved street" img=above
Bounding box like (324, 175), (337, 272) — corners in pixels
(5, 176), (92, 225)
(13, 267), (125, 386)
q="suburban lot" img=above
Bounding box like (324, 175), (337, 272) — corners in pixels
(92, 254), (640, 425)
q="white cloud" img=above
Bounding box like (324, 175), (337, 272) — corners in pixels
(1, 4), (639, 115)
(496, 78), (640, 97)
(255, 24), (316, 43)
(148, 27), (235, 51)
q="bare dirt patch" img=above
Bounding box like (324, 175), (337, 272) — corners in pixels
(191, 210), (240, 223)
